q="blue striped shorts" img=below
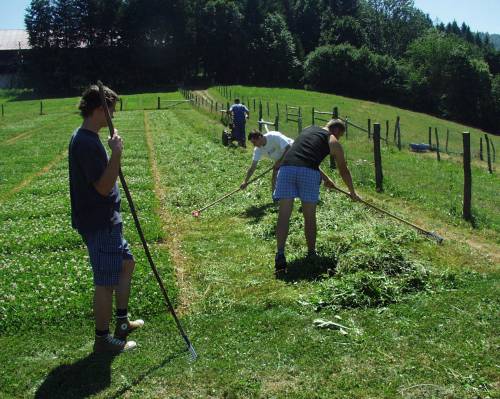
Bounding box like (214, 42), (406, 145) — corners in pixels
(82, 223), (134, 286)
(273, 165), (322, 203)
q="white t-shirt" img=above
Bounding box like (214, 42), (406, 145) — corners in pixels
(252, 131), (294, 162)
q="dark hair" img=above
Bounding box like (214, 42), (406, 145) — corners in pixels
(248, 130), (263, 141)
(234, 98), (240, 103)
(78, 84), (119, 118)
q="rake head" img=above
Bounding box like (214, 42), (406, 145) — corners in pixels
(191, 210), (201, 218)
(188, 344), (198, 361)
(427, 231), (444, 244)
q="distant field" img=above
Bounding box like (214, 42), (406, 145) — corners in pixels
(0, 88), (498, 398)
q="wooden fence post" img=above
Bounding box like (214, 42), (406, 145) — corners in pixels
(253, 98), (256, 112)
(259, 101), (263, 123)
(120, 98), (123, 111)
(275, 115), (279, 131)
(462, 132), (472, 221)
(40, 101), (43, 115)
(397, 119), (401, 150)
(435, 128), (440, 161)
(491, 140), (496, 162)
(445, 129), (449, 153)
(480, 137), (483, 160)
(276, 103), (279, 117)
(485, 134), (492, 173)
(373, 123), (383, 192)
(333, 106), (338, 118)
(428, 127), (432, 147)
(393, 116), (400, 143)
(267, 101), (270, 118)
(368, 118), (371, 139)
(285, 104), (288, 122)
(385, 120), (389, 144)
(157, 96), (160, 110)
(312, 107), (315, 125)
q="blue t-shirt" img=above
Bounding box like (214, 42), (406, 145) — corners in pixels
(229, 103), (249, 123)
(68, 128), (122, 234)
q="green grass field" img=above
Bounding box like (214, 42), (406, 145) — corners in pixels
(0, 88), (498, 398)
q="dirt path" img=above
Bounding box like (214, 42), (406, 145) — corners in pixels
(143, 111), (198, 314)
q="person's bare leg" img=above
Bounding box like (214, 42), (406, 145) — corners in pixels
(301, 201), (317, 253)
(115, 259), (135, 310)
(94, 285), (114, 330)
(276, 199), (294, 252)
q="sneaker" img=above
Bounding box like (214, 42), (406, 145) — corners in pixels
(114, 318), (145, 340)
(275, 253), (287, 274)
(93, 334), (136, 354)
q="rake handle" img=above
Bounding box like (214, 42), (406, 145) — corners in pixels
(331, 185), (439, 240)
(196, 165), (274, 214)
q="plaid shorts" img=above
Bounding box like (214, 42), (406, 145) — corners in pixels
(274, 165), (322, 203)
(82, 223), (134, 286)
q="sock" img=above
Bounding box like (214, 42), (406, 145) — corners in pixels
(95, 328), (109, 337)
(116, 308), (128, 318)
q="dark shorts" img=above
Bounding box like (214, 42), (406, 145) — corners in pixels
(82, 223), (134, 286)
(273, 165), (321, 203)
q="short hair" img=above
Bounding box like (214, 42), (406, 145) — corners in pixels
(326, 119), (346, 133)
(248, 130), (263, 141)
(78, 84), (119, 118)
(234, 98), (240, 103)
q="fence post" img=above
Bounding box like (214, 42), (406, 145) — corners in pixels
(393, 116), (399, 143)
(267, 101), (270, 118)
(298, 116), (302, 135)
(462, 132), (472, 221)
(312, 107), (315, 125)
(373, 123), (383, 192)
(480, 137), (483, 160)
(276, 103), (279, 117)
(445, 129), (449, 153)
(397, 119), (401, 150)
(485, 134), (493, 173)
(40, 101), (43, 115)
(491, 140), (496, 162)
(333, 106), (338, 118)
(157, 96), (160, 110)
(120, 98), (123, 111)
(259, 101), (263, 123)
(345, 116), (348, 139)
(385, 120), (389, 144)
(275, 115), (279, 131)
(285, 104), (288, 122)
(253, 98), (256, 112)
(368, 118), (371, 139)
(428, 127), (432, 147)
(435, 128), (441, 161)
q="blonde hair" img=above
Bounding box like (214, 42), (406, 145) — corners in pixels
(326, 119), (345, 133)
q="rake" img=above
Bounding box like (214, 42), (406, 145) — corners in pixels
(192, 165), (274, 217)
(332, 185), (444, 244)
(97, 81), (197, 360)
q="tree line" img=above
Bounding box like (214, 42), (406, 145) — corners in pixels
(24, 0), (500, 133)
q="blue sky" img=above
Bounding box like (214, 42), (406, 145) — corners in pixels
(0, 0), (499, 34)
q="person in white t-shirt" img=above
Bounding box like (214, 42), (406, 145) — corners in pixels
(240, 130), (294, 196)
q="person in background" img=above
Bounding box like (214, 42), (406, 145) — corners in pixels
(229, 98), (250, 147)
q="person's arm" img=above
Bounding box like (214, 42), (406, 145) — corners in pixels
(329, 139), (360, 200)
(93, 134), (123, 196)
(240, 160), (258, 189)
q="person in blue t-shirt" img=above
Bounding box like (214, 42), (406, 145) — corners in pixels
(68, 84), (143, 354)
(229, 98), (250, 147)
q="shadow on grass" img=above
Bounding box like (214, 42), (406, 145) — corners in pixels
(277, 254), (337, 282)
(242, 202), (276, 223)
(34, 352), (115, 399)
(35, 349), (185, 399)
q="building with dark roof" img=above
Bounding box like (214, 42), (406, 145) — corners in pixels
(0, 30), (31, 88)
